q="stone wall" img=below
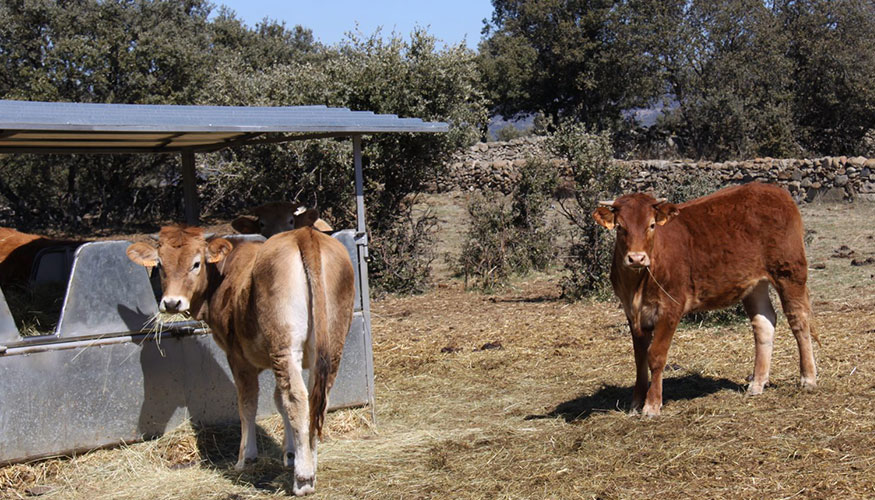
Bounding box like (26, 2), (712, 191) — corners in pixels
(438, 137), (875, 202)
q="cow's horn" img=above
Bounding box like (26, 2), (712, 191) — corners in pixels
(293, 205), (307, 216)
(598, 200), (615, 207)
(654, 198), (668, 204)
(148, 233), (159, 241)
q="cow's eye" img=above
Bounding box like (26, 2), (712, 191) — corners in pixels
(650, 222), (656, 230)
(259, 220), (265, 227)
(191, 260), (200, 272)
(289, 219), (294, 226)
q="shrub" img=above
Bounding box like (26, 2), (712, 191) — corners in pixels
(369, 207), (439, 296)
(457, 193), (515, 291)
(456, 158), (558, 291)
(547, 120), (624, 299)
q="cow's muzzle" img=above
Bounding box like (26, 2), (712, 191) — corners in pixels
(624, 252), (650, 269)
(159, 295), (190, 314)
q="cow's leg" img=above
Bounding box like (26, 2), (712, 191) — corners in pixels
(273, 349), (316, 496)
(274, 385), (295, 466)
(774, 278), (817, 390)
(228, 354), (260, 470)
(642, 318), (679, 417)
(742, 281), (776, 395)
(630, 327), (652, 413)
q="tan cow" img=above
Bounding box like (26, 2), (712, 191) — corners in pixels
(232, 202), (333, 237)
(593, 183), (818, 417)
(0, 227), (83, 285)
(127, 225), (354, 496)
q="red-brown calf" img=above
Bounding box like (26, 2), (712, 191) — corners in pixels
(593, 183), (818, 416)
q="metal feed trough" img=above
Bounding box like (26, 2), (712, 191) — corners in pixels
(0, 100), (447, 464)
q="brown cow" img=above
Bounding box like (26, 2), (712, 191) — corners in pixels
(593, 183), (818, 417)
(0, 227), (83, 285)
(232, 202), (333, 238)
(127, 225), (354, 496)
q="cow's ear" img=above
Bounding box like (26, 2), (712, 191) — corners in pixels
(206, 238), (233, 263)
(313, 218), (333, 232)
(655, 202), (679, 226)
(593, 206), (616, 230)
(127, 242), (158, 267)
(292, 207), (320, 229)
(231, 215), (259, 234)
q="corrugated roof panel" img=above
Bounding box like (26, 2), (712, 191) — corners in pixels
(0, 100), (448, 153)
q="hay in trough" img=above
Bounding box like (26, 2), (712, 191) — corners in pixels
(3, 282), (67, 336)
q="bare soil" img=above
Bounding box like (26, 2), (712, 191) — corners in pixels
(2, 198), (874, 499)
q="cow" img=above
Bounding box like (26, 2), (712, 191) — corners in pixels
(232, 201), (333, 238)
(0, 227), (83, 285)
(126, 225), (354, 496)
(593, 182), (818, 417)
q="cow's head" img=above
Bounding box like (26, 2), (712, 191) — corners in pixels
(231, 201), (332, 238)
(592, 193), (679, 270)
(126, 226), (232, 314)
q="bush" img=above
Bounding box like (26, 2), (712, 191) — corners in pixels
(547, 120), (624, 299)
(369, 207), (439, 296)
(456, 158), (558, 291)
(457, 193), (515, 291)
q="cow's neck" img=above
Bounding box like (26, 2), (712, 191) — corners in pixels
(192, 263), (225, 322)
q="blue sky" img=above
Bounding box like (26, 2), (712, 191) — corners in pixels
(213, 0), (495, 50)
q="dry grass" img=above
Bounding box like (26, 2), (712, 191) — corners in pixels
(2, 198), (875, 499)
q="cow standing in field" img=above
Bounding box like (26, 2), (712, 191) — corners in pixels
(232, 201), (333, 238)
(127, 225), (354, 496)
(593, 183), (818, 417)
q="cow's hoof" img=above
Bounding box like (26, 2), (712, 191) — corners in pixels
(234, 457), (257, 471)
(293, 475), (315, 496)
(800, 377), (817, 391)
(641, 404), (661, 417)
(746, 382), (766, 395)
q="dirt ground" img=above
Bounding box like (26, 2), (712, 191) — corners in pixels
(2, 198), (874, 499)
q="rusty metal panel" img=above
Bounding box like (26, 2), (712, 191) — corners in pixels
(56, 241), (158, 338)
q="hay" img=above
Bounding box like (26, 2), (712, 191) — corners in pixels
(2, 199), (875, 499)
(3, 282), (67, 336)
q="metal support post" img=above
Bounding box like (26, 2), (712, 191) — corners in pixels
(181, 150), (199, 225)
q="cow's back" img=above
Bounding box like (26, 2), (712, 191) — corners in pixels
(659, 183), (806, 312)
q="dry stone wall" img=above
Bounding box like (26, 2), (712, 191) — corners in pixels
(438, 137), (875, 202)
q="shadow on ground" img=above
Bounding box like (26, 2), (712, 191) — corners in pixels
(526, 373), (744, 422)
(192, 422), (295, 493)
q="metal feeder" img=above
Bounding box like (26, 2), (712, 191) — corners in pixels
(0, 100), (447, 464)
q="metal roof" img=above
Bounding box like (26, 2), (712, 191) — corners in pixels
(0, 100), (449, 154)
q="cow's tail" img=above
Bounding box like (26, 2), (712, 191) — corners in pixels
(298, 227), (331, 446)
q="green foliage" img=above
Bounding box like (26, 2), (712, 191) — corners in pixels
(0, 3), (487, 295)
(778, 0), (875, 155)
(458, 158), (558, 291)
(482, 0), (875, 159)
(199, 28), (488, 292)
(479, 0), (675, 130)
(547, 120), (623, 299)
(660, 0), (800, 160)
